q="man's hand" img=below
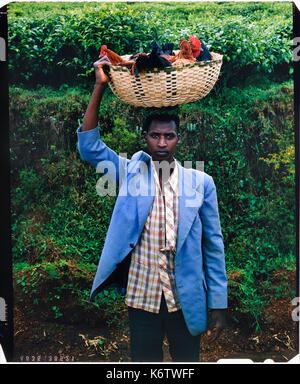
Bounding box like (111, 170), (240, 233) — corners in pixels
(93, 57), (111, 86)
(81, 58), (111, 131)
(206, 308), (228, 343)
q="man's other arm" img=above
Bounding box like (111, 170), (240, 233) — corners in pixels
(199, 174), (228, 309)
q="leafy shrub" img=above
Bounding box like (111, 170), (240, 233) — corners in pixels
(12, 151), (116, 265)
(14, 259), (127, 328)
(8, 2), (292, 87)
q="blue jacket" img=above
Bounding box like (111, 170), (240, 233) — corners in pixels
(77, 126), (228, 336)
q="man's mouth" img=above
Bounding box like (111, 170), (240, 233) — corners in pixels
(155, 151), (169, 157)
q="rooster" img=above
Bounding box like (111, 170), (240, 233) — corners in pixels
(189, 35), (212, 61)
(189, 35), (201, 58)
(99, 45), (134, 67)
(170, 39), (196, 66)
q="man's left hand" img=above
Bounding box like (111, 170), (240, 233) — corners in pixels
(206, 308), (228, 343)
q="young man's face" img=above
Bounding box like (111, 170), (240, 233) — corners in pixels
(144, 120), (180, 162)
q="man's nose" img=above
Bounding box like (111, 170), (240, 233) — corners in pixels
(158, 136), (167, 147)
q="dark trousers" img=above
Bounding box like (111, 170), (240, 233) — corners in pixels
(128, 294), (200, 362)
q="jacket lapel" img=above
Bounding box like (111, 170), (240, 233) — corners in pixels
(176, 164), (204, 255)
(130, 151), (156, 235)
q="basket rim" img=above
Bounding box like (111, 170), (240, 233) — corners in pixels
(109, 52), (223, 74)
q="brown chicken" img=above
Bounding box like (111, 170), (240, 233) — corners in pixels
(99, 45), (134, 67)
(172, 39), (196, 63)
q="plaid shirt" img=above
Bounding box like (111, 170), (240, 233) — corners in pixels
(125, 160), (181, 313)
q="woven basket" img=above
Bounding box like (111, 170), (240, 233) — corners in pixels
(107, 52), (222, 108)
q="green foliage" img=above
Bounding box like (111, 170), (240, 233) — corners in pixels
(12, 151), (116, 265)
(9, 86), (90, 174)
(14, 259), (127, 327)
(103, 117), (141, 157)
(92, 288), (128, 330)
(8, 2), (292, 86)
(229, 256), (295, 332)
(229, 267), (269, 332)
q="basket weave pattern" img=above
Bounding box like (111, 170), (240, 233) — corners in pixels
(108, 52), (222, 108)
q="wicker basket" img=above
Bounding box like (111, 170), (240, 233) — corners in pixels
(107, 52), (222, 108)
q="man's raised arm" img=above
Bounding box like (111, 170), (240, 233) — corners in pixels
(77, 61), (128, 182)
(81, 62), (109, 132)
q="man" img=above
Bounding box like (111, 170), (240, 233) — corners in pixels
(76, 63), (228, 362)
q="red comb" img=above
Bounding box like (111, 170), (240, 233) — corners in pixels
(189, 35), (201, 58)
(99, 45), (108, 57)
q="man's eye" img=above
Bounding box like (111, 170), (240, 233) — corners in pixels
(166, 134), (175, 139)
(151, 134), (159, 139)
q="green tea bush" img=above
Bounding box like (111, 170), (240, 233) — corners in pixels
(14, 259), (127, 328)
(12, 152), (117, 265)
(8, 2), (292, 87)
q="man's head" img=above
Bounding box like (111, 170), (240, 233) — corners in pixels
(142, 113), (181, 162)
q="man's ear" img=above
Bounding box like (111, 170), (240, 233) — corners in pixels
(141, 132), (147, 147)
(142, 131), (147, 142)
(177, 133), (181, 143)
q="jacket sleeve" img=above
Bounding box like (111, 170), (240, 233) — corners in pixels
(76, 125), (129, 185)
(199, 175), (228, 309)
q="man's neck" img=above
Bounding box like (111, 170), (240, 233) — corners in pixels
(152, 158), (176, 188)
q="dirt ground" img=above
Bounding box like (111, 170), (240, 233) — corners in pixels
(12, 295), (298, 363)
